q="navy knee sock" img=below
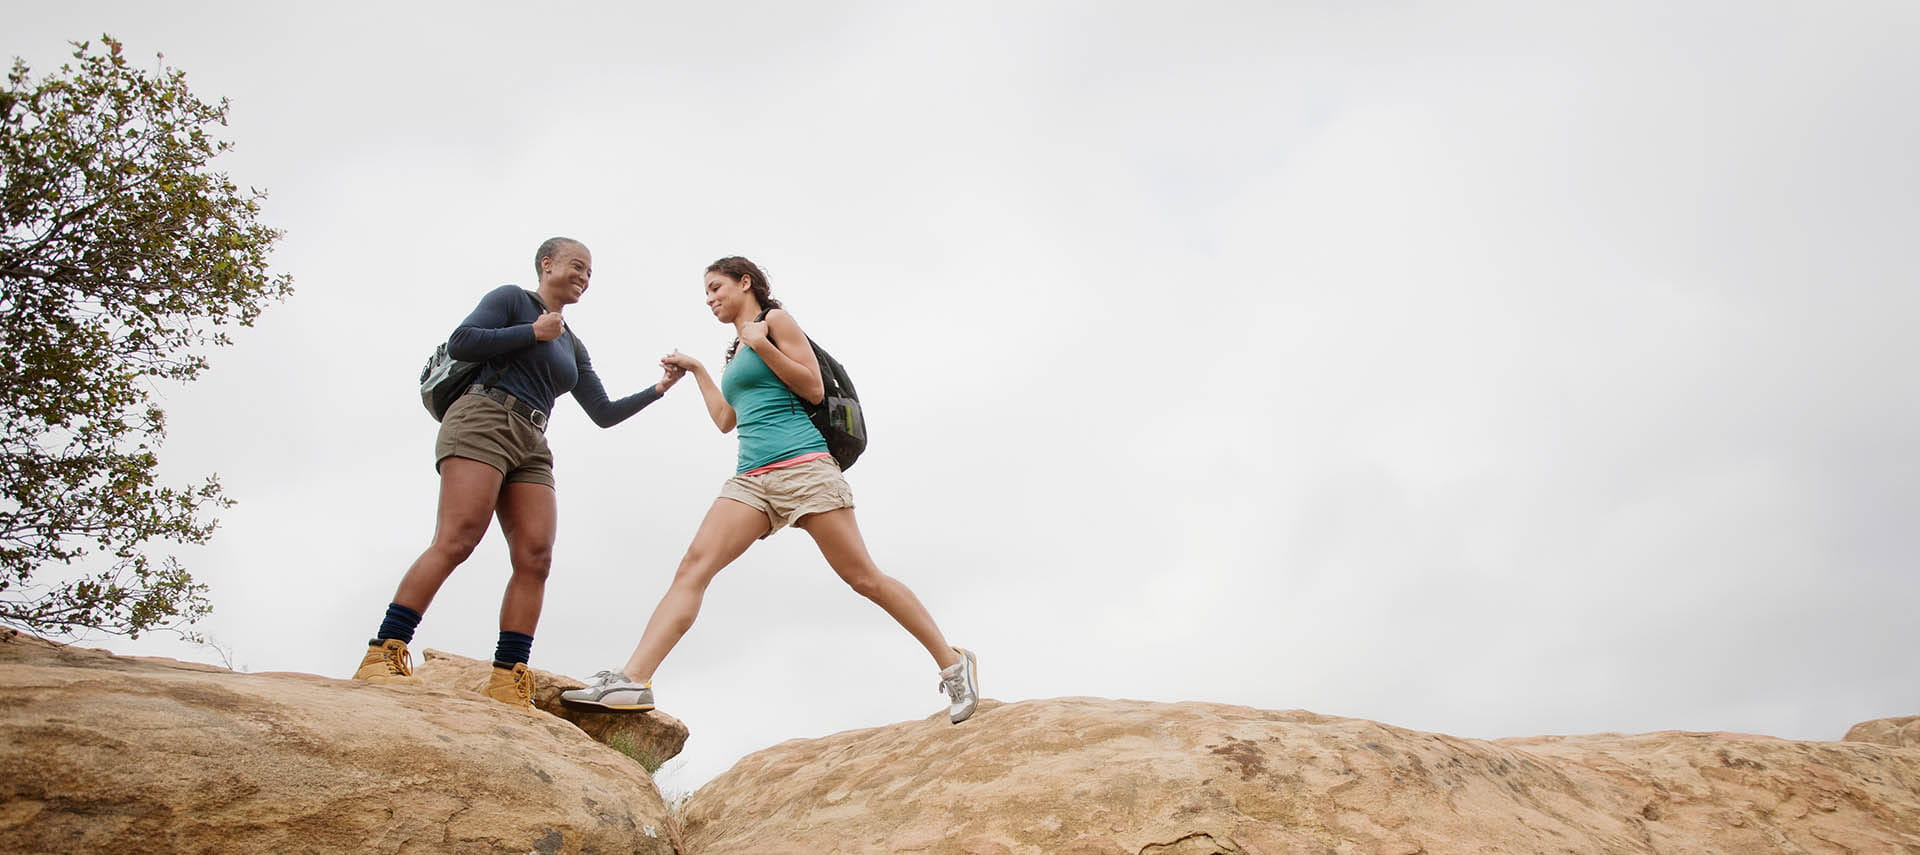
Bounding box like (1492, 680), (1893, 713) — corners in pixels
(494, 631), (534, 668)
(374, 603), (423, 644)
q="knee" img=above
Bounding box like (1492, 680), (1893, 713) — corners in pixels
(672, 549), (718, 589)
(510, 542), (553, 580)
(430, 525), (487, 564)
(841, 569), (885, 601)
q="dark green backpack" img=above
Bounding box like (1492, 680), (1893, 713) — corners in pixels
(757, 309), (867, 471)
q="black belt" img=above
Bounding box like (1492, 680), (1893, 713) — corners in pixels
(466, 385), (548, 431)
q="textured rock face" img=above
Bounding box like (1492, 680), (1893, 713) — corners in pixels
(414, 648), (689, 769)
(1846, 715), (1920, 749)
(0, 633), (680, 855)
(682, 697), (1920, 855)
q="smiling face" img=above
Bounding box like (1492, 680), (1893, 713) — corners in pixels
(539, 242), (593, 305)
(703, 270), (755, 323)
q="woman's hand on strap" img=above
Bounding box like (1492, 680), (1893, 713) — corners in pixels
(532, 311), (565, 342)
(739, 320), (770, 352)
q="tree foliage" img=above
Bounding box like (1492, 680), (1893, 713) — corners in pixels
(0, 37), (292, 637)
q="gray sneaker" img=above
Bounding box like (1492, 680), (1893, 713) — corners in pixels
(938, 647), (979, 724)
(560, 670), (655, 711)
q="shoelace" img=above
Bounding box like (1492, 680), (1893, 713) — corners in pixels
(587, 669), (623, 687)
(389, 646), (414, 677)
(940, 670), (967, 699)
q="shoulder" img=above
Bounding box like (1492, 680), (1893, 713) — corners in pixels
(764, 307), (806, 335)
(474, 283), (525, 308)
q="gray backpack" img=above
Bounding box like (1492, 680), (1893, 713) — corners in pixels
(419, 290), (546, 420)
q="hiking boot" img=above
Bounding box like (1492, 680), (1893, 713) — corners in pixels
(481, 662), (536, 709)
(560, 670), (655, 711)
(939, 647), (979, 724)
(353, 638), (416, 683)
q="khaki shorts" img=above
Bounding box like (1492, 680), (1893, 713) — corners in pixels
(718, 456), (855, 538)
(435, 393), (556, 487)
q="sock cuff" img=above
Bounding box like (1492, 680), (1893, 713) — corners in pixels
(375, 602), (424, 644)
(494, 630), (534, 666)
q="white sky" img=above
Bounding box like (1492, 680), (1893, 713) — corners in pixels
(11, 2), (1918, 795)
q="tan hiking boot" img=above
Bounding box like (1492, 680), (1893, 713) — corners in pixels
(481, 662), (536, 709)
(353, 638), (416, 683)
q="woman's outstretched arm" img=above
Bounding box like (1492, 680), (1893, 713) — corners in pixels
(664, 350), (735, 433)
(572, 337), (672, 428)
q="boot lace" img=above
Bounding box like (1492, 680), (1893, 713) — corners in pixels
(940, 670), (968, 701)
(386, 645), (414, 677)
(587, 669), (625, 687)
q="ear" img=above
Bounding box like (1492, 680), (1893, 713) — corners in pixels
(738, 274), (753, 291)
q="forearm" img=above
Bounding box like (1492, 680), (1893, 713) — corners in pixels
(449, 323), (537, 361)
(577, 385), (662, 428)
(448, 286), (539, 361)
(692, 367), (735, 432)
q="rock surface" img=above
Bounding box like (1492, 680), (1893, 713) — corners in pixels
(1846, 714), (1920, 749)
(0, 632), (680, 854)
(414, 648), (689, 769)
(682, 697), (1920, 855)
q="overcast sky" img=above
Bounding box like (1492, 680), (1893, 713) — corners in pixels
(10, 2), (1918, 795)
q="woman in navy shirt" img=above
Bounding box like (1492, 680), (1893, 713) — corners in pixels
(352, 237), (681, 707)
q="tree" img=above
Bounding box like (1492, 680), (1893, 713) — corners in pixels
(0, 37), (292, 638)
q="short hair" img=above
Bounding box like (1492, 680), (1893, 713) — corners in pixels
(533, 237), (585, 279)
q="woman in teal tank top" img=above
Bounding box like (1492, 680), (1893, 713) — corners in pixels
(562, 257), (980, 725)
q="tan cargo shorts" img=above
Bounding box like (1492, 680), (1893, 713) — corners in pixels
(434, 392), (555, 487)
(718, 456), (855, 538)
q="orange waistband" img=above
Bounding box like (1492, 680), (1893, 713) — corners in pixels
(740, 451), (833, 477)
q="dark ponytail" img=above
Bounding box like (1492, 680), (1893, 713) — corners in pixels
(714, 256), (782, 363)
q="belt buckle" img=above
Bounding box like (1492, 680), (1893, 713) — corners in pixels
(528, 408), (547, 431)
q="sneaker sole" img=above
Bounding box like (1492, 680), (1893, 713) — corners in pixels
(561, 696), (655, 711)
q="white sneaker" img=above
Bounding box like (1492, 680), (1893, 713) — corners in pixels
(560, 670), (655, 711)
(938, 647), (979, 724)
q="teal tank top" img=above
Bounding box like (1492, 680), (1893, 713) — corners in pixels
(721, 344), (828, 473)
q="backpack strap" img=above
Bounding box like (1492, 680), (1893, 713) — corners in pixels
(751, 307), (773, 347)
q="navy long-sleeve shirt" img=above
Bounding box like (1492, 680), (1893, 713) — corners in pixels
(447, 285), (661, 427)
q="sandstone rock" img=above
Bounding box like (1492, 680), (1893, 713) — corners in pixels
(683, 696), (1920, 855)
(0, 632), (681, 854)
(1845, 715), (1920, 748)
(414, 648), (689, 770)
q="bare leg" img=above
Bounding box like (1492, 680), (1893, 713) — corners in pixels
(391, 457), (505, 612)
(494, 480), (557, 636)
(618, 498), (769, 682)
(797, 507), (960, 670)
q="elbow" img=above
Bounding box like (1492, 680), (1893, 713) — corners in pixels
(446, 328), (483, 362)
